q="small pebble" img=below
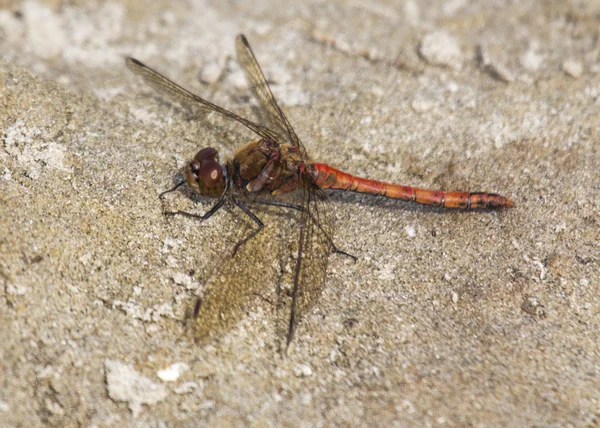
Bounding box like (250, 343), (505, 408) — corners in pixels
(157, 362), (189, 382)
(419, 31), (463, 70)
(294, 364), (313, 377)
(199, 62), (222, 84)
(562, 59), (583, 78)
(520, 48), (544, 71)
(105, 359), (168, 417)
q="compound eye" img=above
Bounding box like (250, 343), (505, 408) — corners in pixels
(199, 159), (222, 188)
(195, 147), (218, 162)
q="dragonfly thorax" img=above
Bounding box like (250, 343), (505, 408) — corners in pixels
(185, 147), (227, 197)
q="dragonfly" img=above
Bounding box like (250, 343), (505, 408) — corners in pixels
(126, 34), (514, 348)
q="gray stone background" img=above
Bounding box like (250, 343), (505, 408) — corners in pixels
(1, 0), (599, 426)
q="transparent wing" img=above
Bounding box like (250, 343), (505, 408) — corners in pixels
(191, 215), (288, 344)
(235, 34), (306, 155)
(286, 177), (333, 347)
(126, 57), (282, 142)
(190, 181), (334, 349)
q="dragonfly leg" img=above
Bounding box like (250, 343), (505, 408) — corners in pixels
(158, 180), (186, 199)
(330, 245), (357, 261)
(231, 196), (264, 256)
(165, 197), (226, 221)
(254, 199), (357, 262)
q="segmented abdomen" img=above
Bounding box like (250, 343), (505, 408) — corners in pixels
(310, 163), (514, 209)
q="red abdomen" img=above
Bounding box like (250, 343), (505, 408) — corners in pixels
(309, 163), (514, 209)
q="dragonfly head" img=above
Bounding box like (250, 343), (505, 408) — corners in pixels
(185, 147), (227, 197)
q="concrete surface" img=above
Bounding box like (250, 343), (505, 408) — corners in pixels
(1, 0), (599, 426)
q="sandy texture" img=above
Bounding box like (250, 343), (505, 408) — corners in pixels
(1, 1), (599, 426)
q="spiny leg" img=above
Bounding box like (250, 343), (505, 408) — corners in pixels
(164, 197), (226, 221)
(161, 191), (264, 255)
(158, 180), (186, 199)
(159, 180), (227, 220)
(255, 199), (356, 261)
